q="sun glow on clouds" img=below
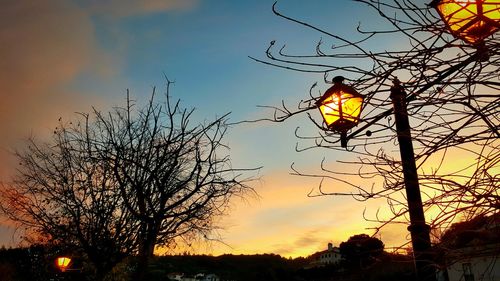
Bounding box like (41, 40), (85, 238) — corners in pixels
(184, 169), (407, 258)
(83, 0), (199, 18)
(210, 146), (487, 258)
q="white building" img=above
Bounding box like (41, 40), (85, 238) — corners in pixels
(167, 272), (184, 281)
(440, 243), (500, 281)
(202, 273), (220, 281)
(167, 272), (220, 281)
(309, 243), (341, 267)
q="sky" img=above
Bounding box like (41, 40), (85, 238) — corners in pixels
(0, 0), (436, 257)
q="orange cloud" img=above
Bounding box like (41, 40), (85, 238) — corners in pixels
(84, 0), (199, 18)
(0, 0), (201, 178)
(0, 1), (105, 179)
(179, 169), (404, 258)
(0, 1), (105, 245)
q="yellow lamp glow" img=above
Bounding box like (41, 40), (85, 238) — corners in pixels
(56, 256), (72, 272)
(316, 76), (364, 131)
(316, 76), (364, 147)
(430, 0), (500, 44)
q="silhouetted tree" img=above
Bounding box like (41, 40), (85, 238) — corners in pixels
(1, 117), (136, 277)
(252, 0), (499, 243)
(438, 213), (500, 249)
(1, 80), (257, 279)
(340, 234), (384, 269)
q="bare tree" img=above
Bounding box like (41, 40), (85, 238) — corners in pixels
(1, 81), (257, 279)
(95, 81), (258, 276)
(0, 114), (138, 277)
(252, 0), (499, 251)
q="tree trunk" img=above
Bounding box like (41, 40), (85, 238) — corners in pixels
(135, 222), (158, 280)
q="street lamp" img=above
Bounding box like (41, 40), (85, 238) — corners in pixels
(56, 256), (72, 272)
(317, 77), (436, 281)
(312, 2), (498, 281)
(430, 0), (500, 45)
(316, 76), (364, 148)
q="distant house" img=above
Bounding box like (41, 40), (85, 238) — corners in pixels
(203, 273), (220, 281)
(167, 272), (220, 281)
(167, 272), (184, 281)
(181, 275), (196, 281)
(308, 243), (341, 267)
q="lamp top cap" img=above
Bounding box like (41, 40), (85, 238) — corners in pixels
(332, 76), (345, 84)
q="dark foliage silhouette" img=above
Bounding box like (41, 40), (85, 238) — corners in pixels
(339, 234), (384, 268)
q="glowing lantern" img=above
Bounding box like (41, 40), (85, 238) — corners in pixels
(56, 256), (72, 272)
(430, 0), (500, 44)
(316, 76), (364, 147)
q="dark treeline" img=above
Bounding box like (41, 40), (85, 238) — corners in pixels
(90, 252), (413, 281)
(1, 215), (496, 280)
(148, 253), (306, 281)
(0, 246), (413, 281)
(104, 251), (415, 281)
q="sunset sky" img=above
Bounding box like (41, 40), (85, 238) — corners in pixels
(0, 0), (436, 257)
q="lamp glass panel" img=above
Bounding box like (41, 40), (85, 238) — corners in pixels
(341, 95), (363, 123)
(57, 257), (71, 268)
(437, 0), (500, 43)
(484, 0), (500, 20)
(319, 94), (341, 127)
(318, 91), (362, 128)
(438, 1), (477, 32)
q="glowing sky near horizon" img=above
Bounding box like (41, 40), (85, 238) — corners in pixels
(0, 0), (440, 257)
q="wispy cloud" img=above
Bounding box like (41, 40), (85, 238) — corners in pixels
(83, 0), (199, 18)
(0, 1), (104, 177)
(269, 229), (327, 257)
(209, 170), (400, 257)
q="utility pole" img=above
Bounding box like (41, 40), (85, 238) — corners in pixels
(390, 79), (436, 281)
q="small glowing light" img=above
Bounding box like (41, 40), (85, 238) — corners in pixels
(56, 256), (72, 272)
